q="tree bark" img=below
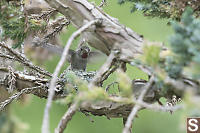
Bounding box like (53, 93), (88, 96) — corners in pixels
(44, 0), (143, 62)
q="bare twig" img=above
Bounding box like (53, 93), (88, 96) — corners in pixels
(42, 19), (100, 133)
(134, 99), (183, 112)
(7, 66), (16, 93)
(89, 52), (116, 88)
(101, 64), (118, 83)
(122, 76), (154, 133)
(28, 8), (56, 20)
(99, 0), (107, 8)
(0, 42), (52, 77)
(77, 36), (86, 48)
(55, 102), (78, 133)
(0, 86), (40, 111)
(0, 42), (28, 61)
(123, 117), (132, 133)
(0, 53), (15, 60)
(41, 17), (70, 44)
(105, 81), (119, 92)
(109, 96), (183, 113)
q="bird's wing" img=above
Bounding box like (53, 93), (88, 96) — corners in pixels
(40, 43), (75, 62)
(88, 51), (107, 63)
(41, 43), (63, 54)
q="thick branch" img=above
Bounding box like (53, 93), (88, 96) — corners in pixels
(0, 66), (187, 117)
(0, 67), (65, 99)
(44, 0), (143, 62)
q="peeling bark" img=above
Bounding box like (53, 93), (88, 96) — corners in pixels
(44, 0), (143, 62)
(0, 67), (184, 118)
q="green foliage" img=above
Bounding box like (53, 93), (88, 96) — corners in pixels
(117, 70), (132, 97)
(118, 0), (200, 20)
(120, 0), (172, 18)
(28, 19), (47, 31)
(0, 0), (47, 48)
(165, 8), (200, 79)
(0, 1), (26, 48)
(142, 44), (161, 67)
(164, 56), (182, 79)
(9, 1), (186, 133)
(60, 71), (109, 103)
(77, 86), (109, 102)
(137, 8), (200, 80)
(118, 0), (173, 19)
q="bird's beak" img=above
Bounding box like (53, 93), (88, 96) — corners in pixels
(85, 48), (90, 53)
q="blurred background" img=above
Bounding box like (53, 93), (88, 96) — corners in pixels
(11, 0), (184, 133)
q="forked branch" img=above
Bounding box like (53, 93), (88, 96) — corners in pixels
(42, 19), (101, 133)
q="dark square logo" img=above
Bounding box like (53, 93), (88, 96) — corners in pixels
(187, 118), (200, 133)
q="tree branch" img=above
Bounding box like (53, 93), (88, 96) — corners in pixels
(89, 52), (116, 87)
(122, 76), (154, 133)
(44, 0), (143, 62)
(0, 67), (184, 118)
(42, 19), (101, 133)
(0, 42), (52, 77)
(0, 86), (40, 111)
(55, 102), (78, 133)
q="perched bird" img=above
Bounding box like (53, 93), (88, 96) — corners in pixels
(69, 45), (90, 71)
(32, 38), (104, 71)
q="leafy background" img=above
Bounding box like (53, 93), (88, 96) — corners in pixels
(12, 0), (184, 133)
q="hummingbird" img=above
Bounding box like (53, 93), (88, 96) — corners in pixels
(68, 45), (90, 71)
(32, 38), (103, 71)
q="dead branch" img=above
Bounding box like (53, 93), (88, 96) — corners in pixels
(28, 8), (57, 20)
(42, 19), (101, 133)
(44, 0), (143, 62)
(0, 86), (40, 111)
(0, 66), (184, 118)
(0, 1), (191, 132)
(0, 67), (56, 99)
(101, 63), (119, 84)
(0, 42), (52, 77)
(32, 17), (70, 46)
(134, 99), (183, 112)
(89, 52), (116, 87)
(99, 0), (107, 8)
(55, 102), (78, 133)
(105, 81), (119, 92)
(123, 76), (154, 133)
